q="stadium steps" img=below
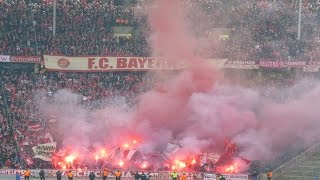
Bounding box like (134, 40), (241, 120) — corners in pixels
(273, 143), (320, 180)
(281, 170), (313, 176)
(300, 160), (320, 166)
(277, 175), (317, 180)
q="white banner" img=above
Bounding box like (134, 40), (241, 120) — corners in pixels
(203, 173), (216, 180)
(44, 56), (186, 71)
(303, 65), (319, 72)
(3, 169), (248, 180)
(0, 55), (10, 62)
(32, 142), (56, 161)
(224, 61), (259, 69)
(203, 173), (248, 180)
(43, 55), (227, 71)
(222, 174), (248, 180)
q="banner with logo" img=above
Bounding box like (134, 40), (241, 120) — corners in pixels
(43, 55), (228, 71)
(3, 169), (248, 180)
(0, 55), (10, 62)
(10, 56), (42, 63)
(224, 61), (259, 69)
(44, 56), (188, 71)
(32, 142), (57, 161)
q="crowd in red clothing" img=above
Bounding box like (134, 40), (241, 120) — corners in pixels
(0, 69), (315, 169)
(1, 0), (320, 59)
(0, 0), (150, 56)
(0, 68), (156, 168)
(1, 0), (320, 172)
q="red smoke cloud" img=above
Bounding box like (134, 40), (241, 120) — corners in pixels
(148, 0), (196, 60)
(131, 0), (320, 161)
(38, 0), (320, 169)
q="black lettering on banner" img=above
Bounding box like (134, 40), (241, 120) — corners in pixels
(5, 169), (247, 180)
(35, 150), (53, 158)
(36, 145), (56, 152)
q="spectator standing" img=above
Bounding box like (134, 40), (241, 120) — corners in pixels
(56, 170), (62, 180)
(251, 171), (259, 180)
(140, 172), (146, 180)
(170, 171), (178, 180)
(89, 171), (96, 180)
(24, 168), (31, 180)
(39, 169), (45, 180)
(16, 172), (21, 180)
(267, 170), (273, 180)
(145, 173), (150, 180)
(115, 170), (122, 180)
(102, 169), (109, 180)
(67, 170), (74, 180)
(134, 172), (140, 180)
(180, 173), (187, 180)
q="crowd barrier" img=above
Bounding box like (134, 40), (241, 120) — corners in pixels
(0, 169), (249, 180)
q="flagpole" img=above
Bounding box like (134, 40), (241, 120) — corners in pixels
(53, 0), (56, 37)
(297, 0), (302, 40)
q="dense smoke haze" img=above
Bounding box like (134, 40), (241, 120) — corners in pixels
(37, 0), (320, 168)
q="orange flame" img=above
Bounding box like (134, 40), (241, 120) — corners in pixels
(123, 143), (129, 148)
(65, 155), (76, 163)
(179, 162), (186, 168)
(224, 162), (239, 173)
(100, 149), (106, 155)
(191, 159), (196, 164)
(141, 163), (147, 169)
(118, 160), (124, 167)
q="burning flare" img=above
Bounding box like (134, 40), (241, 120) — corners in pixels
(65, 155), (76, 163)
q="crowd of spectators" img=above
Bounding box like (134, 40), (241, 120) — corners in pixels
(1, 0), (319, 59)
(0, 68), (312, 170)
(1, 0), (320, 172)
(0, 67), (159, 168)
(0, 0), (150, 56)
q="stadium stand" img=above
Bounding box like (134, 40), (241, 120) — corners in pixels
(273, 143), (320, 180)
(1, 0), (320, 178)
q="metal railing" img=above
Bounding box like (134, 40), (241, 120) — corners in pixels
(273, 143), (320, 179)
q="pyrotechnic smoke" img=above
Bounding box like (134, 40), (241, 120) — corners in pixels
(133, 0), (320, 163)
(39, 90), (94, 155)
(37, 0), (320, 171)
(40, 90), (138, 149)
(147, 0), (196, 60)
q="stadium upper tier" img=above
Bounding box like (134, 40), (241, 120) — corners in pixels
(1, 0), (320, 60)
